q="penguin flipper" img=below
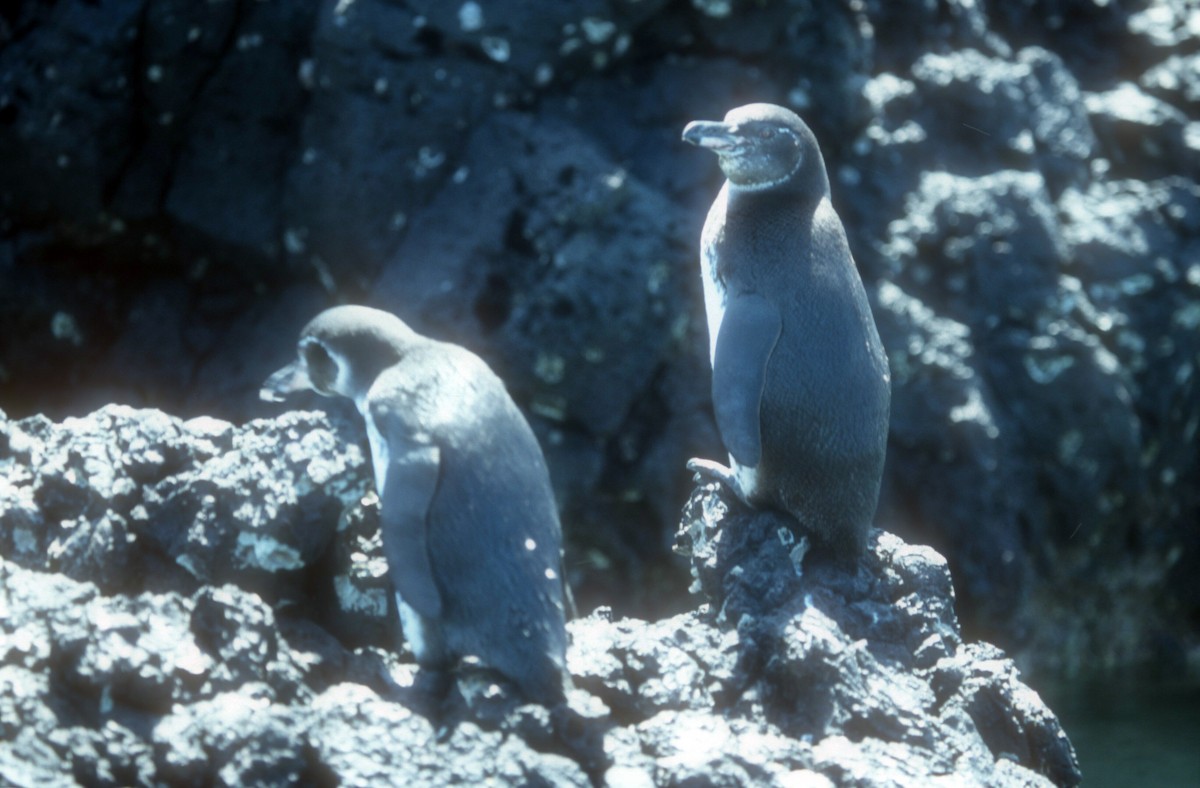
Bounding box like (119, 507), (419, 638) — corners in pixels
(378, 442), (444, 621)
(712, 293), (781, 467)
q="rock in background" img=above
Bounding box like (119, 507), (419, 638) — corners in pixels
(0, 406), (1080, 785)
(1, 0), (1197, 677)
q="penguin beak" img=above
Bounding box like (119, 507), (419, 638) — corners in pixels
(260, 361), (312, 402)
(682, 120), (742, 153)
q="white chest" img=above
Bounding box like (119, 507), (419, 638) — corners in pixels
(699, 191), (729, 365)
(699, 187), (766, 483)
(700, 240), (727, 365)
(361, 403), (439, 662)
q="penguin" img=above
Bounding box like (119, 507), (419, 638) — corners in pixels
(681, 103), (891, 559)
(261, 305), (569, 704)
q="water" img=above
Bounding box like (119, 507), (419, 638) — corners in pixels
(1043, 678), (1200, 787)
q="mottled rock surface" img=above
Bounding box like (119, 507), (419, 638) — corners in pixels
(0, 408), (1079, 786)
(1, 0), (1197, 678)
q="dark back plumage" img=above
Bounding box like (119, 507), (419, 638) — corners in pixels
(378, 342), (568, 701)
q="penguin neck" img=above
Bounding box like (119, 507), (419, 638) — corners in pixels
(723, 179), (825, 233)
(725, 160), (827, 204)
(343, 335), (418, 414)
(716, 179), (828, 291)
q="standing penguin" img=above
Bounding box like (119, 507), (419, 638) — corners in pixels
(682, 103), (891, 559)
(261, 305), (568, 704)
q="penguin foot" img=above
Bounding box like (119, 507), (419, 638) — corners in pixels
(687, 457), (747, 501)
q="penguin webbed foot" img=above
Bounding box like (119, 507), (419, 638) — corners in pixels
(687, 457), (749, 504)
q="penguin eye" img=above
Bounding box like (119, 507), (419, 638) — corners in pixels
(758, 127), (775, 140)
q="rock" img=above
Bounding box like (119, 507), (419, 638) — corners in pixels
(151, 689), (310, 787)
(1140, 52), (1200, 105)
(852, 46), (1095, 211)
(0, 0), (142, 227)
(161, 2), (317, 259)
(1085, 81), (1200, 180)
(374, 111), (688, 441)
(988, 0), (1136, 88)
(1, 0), (1198, 689)
(867, 163), (1200, 670)
(308, 682), (593, 787)
(672, 482), (1081, 786)
(1, 405), (369, 602)
(0, 407), (1081, 785)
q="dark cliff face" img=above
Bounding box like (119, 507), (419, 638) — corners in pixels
(0, 0), (1197, 681)
(0, 406), (1080, 785)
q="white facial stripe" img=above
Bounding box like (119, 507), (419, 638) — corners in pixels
(300, 335), (354, 398)
(334, 350), (354, 397)
(298, 336), (319, 362)
(727, 157), (803, 192)
(722, 128), (804, 191)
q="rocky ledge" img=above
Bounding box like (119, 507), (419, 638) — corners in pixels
(0, 406), (1080, 786)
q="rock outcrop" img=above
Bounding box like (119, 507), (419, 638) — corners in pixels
(1, 407), (1080, 785)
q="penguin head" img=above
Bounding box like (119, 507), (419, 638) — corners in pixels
(682, 103), (826, 193)
(261, 305), (419, 405)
